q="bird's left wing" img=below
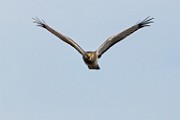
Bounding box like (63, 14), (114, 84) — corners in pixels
(96, 17), (154, 58)
(33, 17), (86, 56)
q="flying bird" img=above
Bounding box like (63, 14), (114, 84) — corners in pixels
(33, 17), (154, 70)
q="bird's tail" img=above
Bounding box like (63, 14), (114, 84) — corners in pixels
(88, 64), (100, 70)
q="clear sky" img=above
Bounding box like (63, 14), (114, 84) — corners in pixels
(0, 0), (180, 120)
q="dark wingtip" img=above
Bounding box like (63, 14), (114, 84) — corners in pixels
(138, 16), (154, 28)
(32, 17), (46, 28)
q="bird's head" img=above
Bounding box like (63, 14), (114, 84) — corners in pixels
(87, 52), (95, 59)
(83, 52), (97, 64)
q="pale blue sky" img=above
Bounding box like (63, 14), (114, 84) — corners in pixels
(0, 0), (180, 120)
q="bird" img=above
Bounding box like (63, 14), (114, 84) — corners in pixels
(33, 17), (154, 70)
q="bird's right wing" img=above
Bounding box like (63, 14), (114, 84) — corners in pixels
(33, 17), (86, 56)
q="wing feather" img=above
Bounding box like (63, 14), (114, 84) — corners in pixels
(33, 17), (86, 55)
(97, 17), (154, 58)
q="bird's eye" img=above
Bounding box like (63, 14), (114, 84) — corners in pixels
(87, 53), (91, 57)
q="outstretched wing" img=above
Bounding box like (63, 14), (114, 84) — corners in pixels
(33, 17), (86, 56)
(97, 17), (154, 58)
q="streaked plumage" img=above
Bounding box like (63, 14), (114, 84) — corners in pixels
(33, 17), (154, 70)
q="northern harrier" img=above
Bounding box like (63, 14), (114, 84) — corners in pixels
(33, 17), (154, 70)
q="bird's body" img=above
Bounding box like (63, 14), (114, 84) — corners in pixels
(33, 17), (154, 70)
(82, 51), (99, 69)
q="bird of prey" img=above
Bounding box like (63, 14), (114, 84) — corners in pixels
(33, 17), (154, 70)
